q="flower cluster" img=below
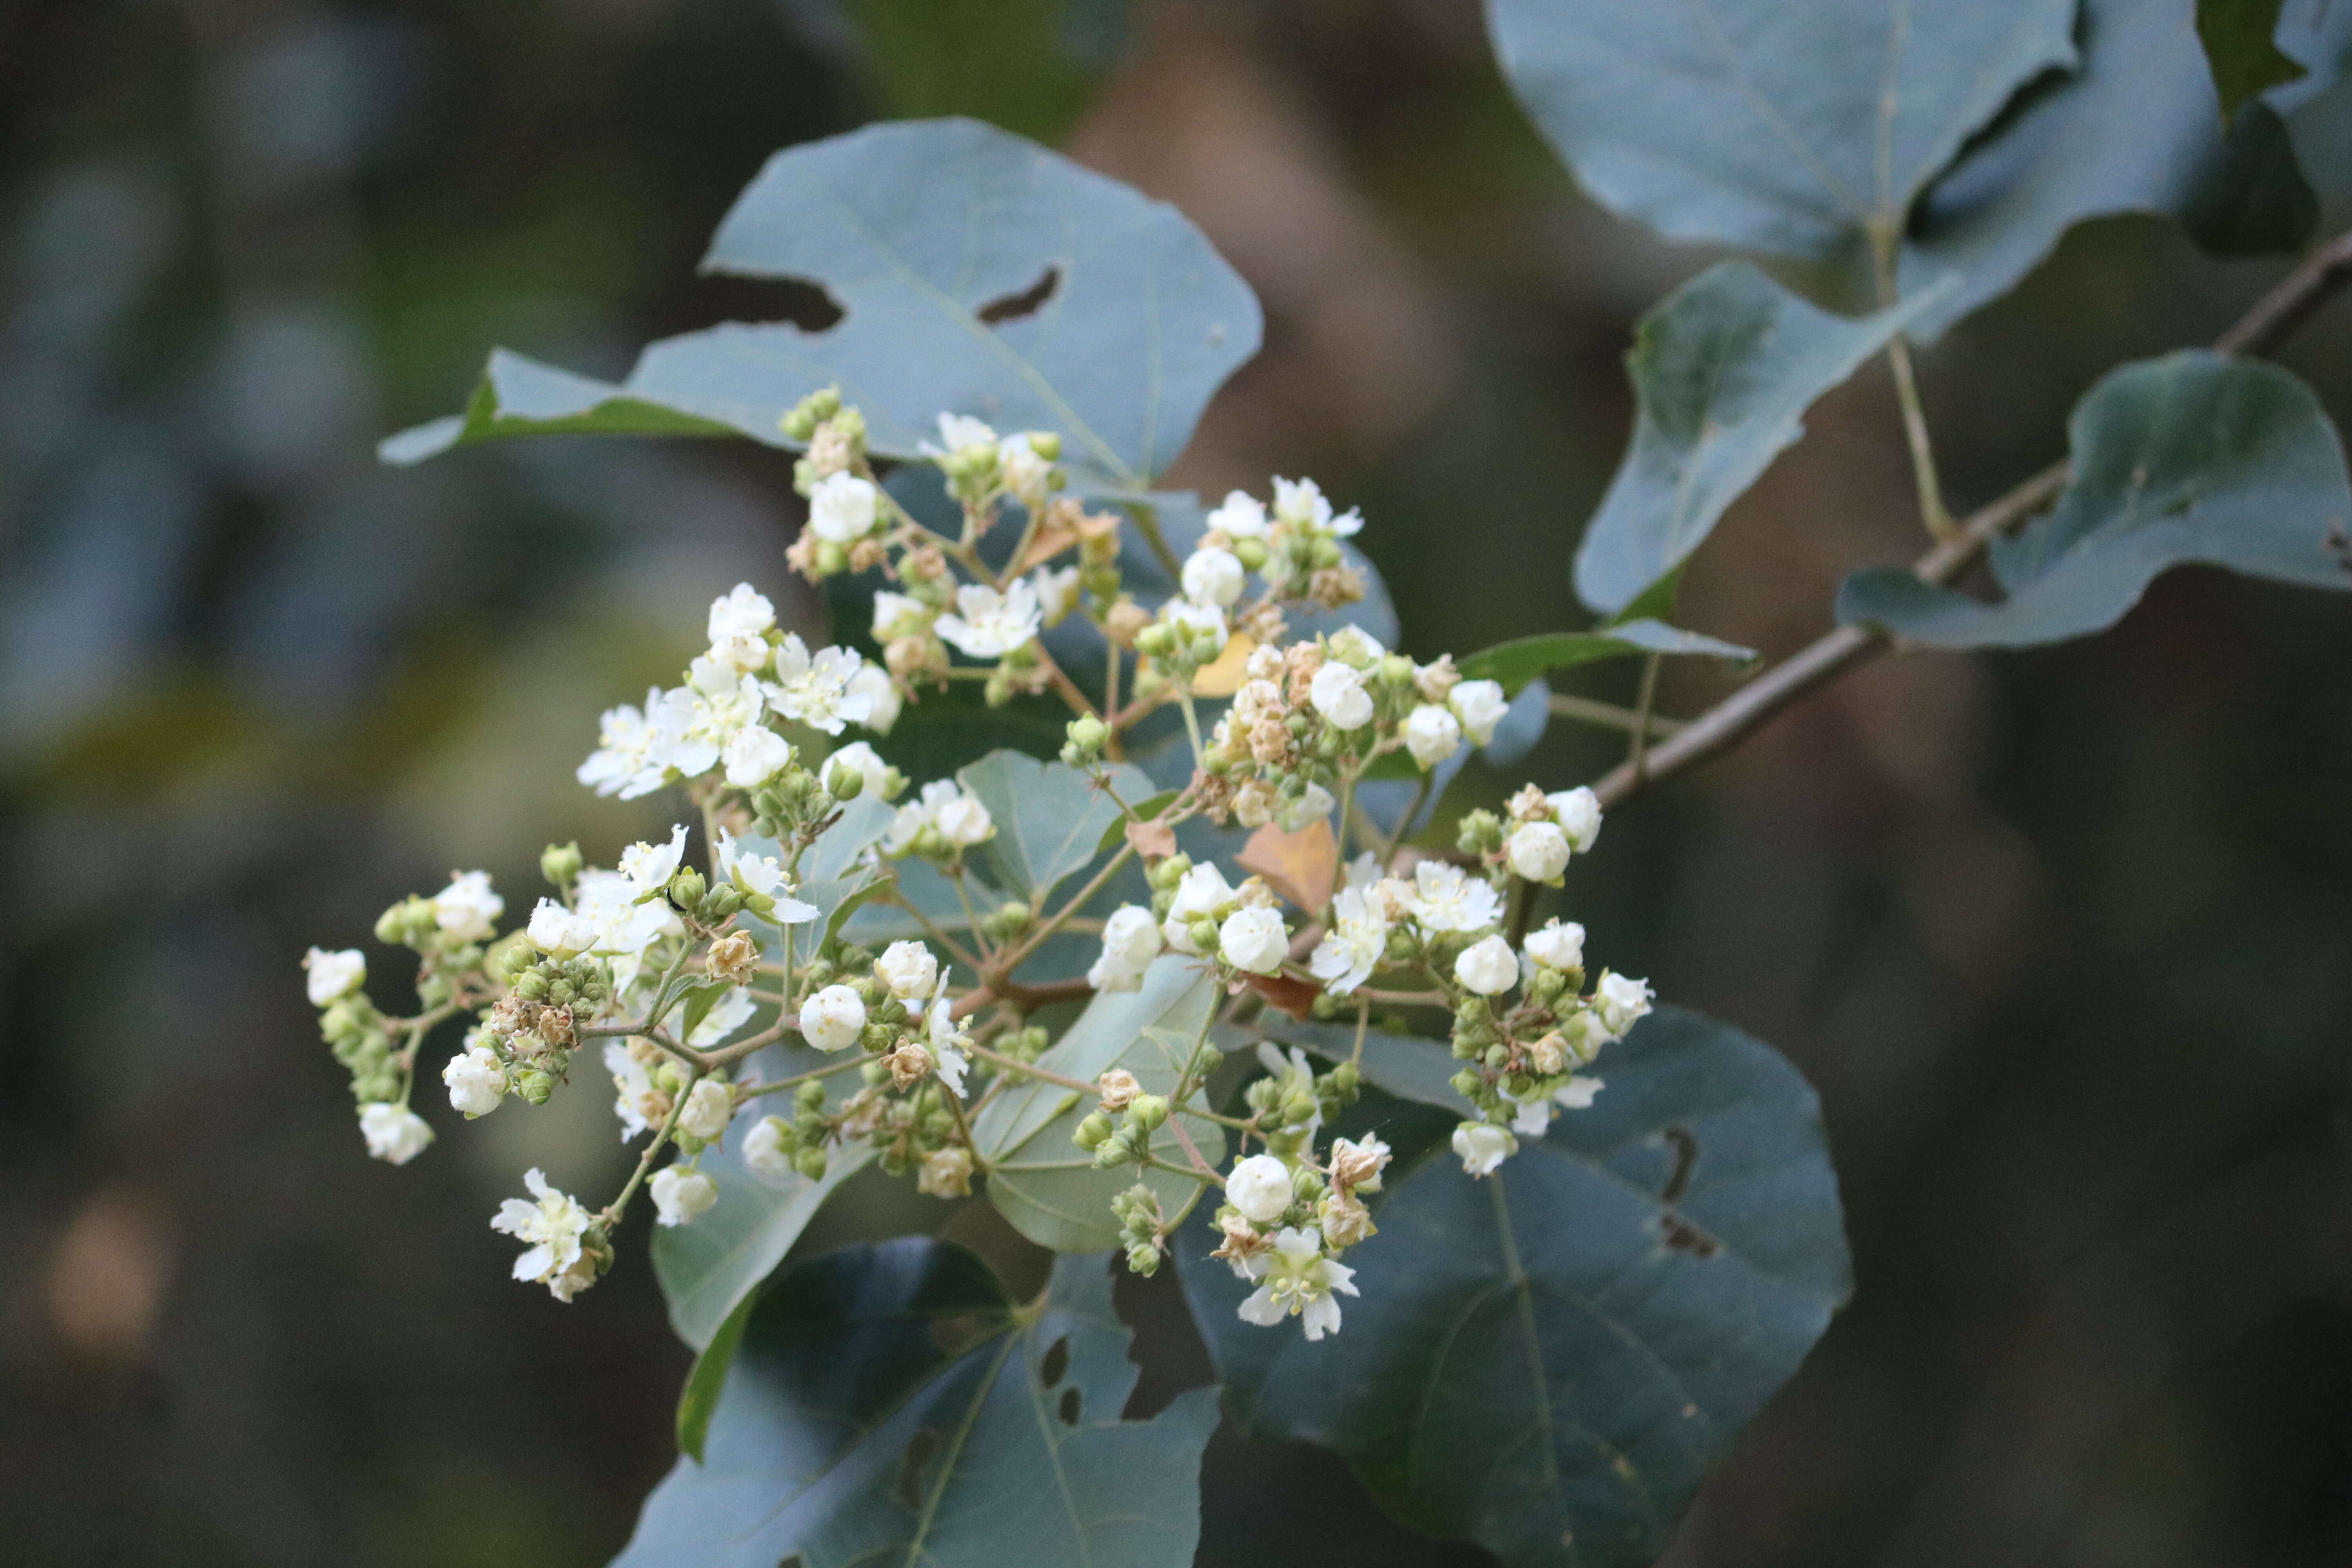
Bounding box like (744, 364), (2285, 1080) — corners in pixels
(307, 385), (1662, 1343)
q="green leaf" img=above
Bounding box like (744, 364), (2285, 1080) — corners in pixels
(619, 1241), (1220, 1568)
(1459, 621), (1756, 697)
(1838, 350), (2352, 648)
(2180, 100), (2319, 256)
(746, 796), (897, 968)
(1487, 0), (2076, 261)
(675, 1288), (759, 1463)
(1256, 1019), (1465, 1109)
(1574, 263), (1941, 617)
(1895, 0), (2318, 336)
(652, 1048), (878, 1350)
(1096, 789), (1180, 856)
(1178, 1006), (1851, 1568)
(2198, 0), (2307, 117)
(957, 750), (1153, 904)
(971, 955), (1226, 1252)
(382, 118), (1259, 487)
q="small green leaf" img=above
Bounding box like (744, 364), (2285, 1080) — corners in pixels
(675, 980), (738, 1045)
(1096, 790), (1180, 856)
(956, 750), (1154, 903)
(652, 1048), (877, 1350)
(1838, 351), (2352, 648)
(620, 1242), (1220, 1568)
(2198, 0), (2307, 118)
(1575, 263), (1942, 617)
(383, 119), (1259, 488)
(1178, 1007), (1851, 1568)
(971, 956), (1226, 1252)
(1459, 621), (1756, 697)
(675, 1287), (759, 1463)
(1488, 0), (2075, 261)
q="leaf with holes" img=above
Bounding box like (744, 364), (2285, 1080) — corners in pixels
(1838, 351), (2352, 648)
(1487, 0), (2076, 263)
(618, 1240), (1220, 1568)
(652, 1045), (878, 1350)
(1573, 263), (1942, 617)
(971, 955), (1227, 1252)
(1178, 1006), (1850, 1568)
(381, 118), (1259, 488)
(956, 750), (1154, 905)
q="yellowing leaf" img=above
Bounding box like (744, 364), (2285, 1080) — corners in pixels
(1239, 817), (1338, 914)
(1189, 633), (1257, 698)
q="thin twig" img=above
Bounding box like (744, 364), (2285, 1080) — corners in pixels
(1548, 691), (1686, 737)
(1590, 232), (2352, 811)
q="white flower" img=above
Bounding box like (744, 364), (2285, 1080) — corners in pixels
(723, 724), (795, 788)
(617, 824), (690, 902)
(872, 591), (931, 643)
(1556, 1076), (1605, 1110)
(1161, 597), (1229, 656)
(926, 987), (971, 1098)
(1403, 704), (1462, 770)
(713, 828), (820, 923)
(1452, 1121), (1517, 1178)
(1402, 861), (1501, 934)
(1561, 1008), (1615, 1063)
(1207, 489), (1269, 539)
(706, 583), (775, 670)
(1226, 1154), (1294, 1223)
(1031, 565), (1081, 627)
(767, 636), (875, 736)
(826, 741), (897, 802)
(677, 1078), (735, 1141)
(743, 1116), (796, 1184)
(1308, 885), (1387, 996)
(577, 690), (665, 798)
(876, 940), (940, 1000)
(1511, 1094), (1554, 1137)
(1507, 820), (1570, 883)
(935, 788), (995, 848)
(1236, 1226), (1358, 1341)
(605, 1042), (663, 1140)
(918, 1145), (975, 1198)
(359, 1103), (433, 1165)
(1591, 971), (1653, 1036)
(1523, 918), (1586, 973)
(851, 664), (904, 737)
(1276, 782), (1337, 832)
(1000, 432), (1055, 505)
(1162, 862), (1239, 954)
(1329, 1134), (1391, 1194)
(444, 1044), (507, 1117)
(650, 1167), (719, 1227)
(1549, 786), (1602, 853)
(1449, 679), (1510, 746)
(1272, 476), (1333, 532)
(303, 947), (365, 1006)
(1087, 904), (1163, 992)
(799, 985), (866, 1051)
(934, 581), (1042, 659)
(1219, 906), (1289, 975)
(526, 898), (599, 957)
(808, 471), (880, 543)
(883, 779), (962, 854)
(1182, 546), (1246, 608)
(575, 870), (682, 985)
(432, 871), (504, 942)
(1455, 933), (1519, 996)
(1326, 625), (1385, 666)
(931, 412), (998, 452)
(491, 1169), (597, 1301)
(1309, 661), (1374, 730)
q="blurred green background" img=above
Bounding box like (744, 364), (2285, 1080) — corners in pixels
(6, 1), (2352, 1563)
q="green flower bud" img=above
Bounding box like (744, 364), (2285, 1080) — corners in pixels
(540, 842), (583, 887)
(1188, 917), (1220, 952)
(1125, 1243), (1161, 1278)
(796, 1080), (828, 1113)
(816, 540), (848, 576)
(1483, 1044), (1511, 1071)
(795, 1147), (828, 1181)
(1135, 624), (1171, 659)
(514, 970), (550, 1002)
(1377, 654), (1415, 690)
(1074, 1111), (1115, 1151)
(1233, 537), (1268, 571)
(1451, 1067), (1484, 1098)
(1127, 1094), (1170, 1131)
(668, 867), (706, 908)
(1281, 1089), (1318, 1125)
(516, 1069), (556, 1106)
(826, 760), (865, 800)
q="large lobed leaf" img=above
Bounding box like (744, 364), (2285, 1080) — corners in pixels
(1179, 1006), (1851, 1568)
(619, 1240), (1220, 1568)
(1838, 350), (2352, 647)
(1573, 262), (1940, 617)
(383, 118), (1260, 487)
(1486, 0), (2077, 262)
(971, 955), (1227, 1252)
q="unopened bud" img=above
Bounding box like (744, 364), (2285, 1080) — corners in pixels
(668, 867), (707, 908)
(795, 1147), (828, 1181)
(540, 841), (583, 886)
(1074, 1111), (1115, 1151)
(1127, 1094), (1170, 1131)
(516, 1069), (555, 1105)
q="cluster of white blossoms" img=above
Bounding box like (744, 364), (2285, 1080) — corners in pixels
(308, 383), (1662, 1338)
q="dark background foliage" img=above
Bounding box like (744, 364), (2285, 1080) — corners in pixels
(4, 1), (2350, 1563)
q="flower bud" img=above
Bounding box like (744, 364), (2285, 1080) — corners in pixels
(1074, 1111), (1115, 1150)
(798, 984), (868, 1052)
(1226, 1154), (1294, 1223)
(515, 1069), (556, 1105)
(795, 1147), (828, 1181)
(650, 1166), (719, 1227)
(540, 841), (583, 887)
(1127, 1094), (1170, 1131)
(668, 867), (707, 909)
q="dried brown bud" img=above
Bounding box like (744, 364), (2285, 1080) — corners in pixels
(1318, 1190), (1376, 1250)
(1095, 1068), (1142, 1114)
(707, 931), (758, 987)
(1104, 599), (1151, 646)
